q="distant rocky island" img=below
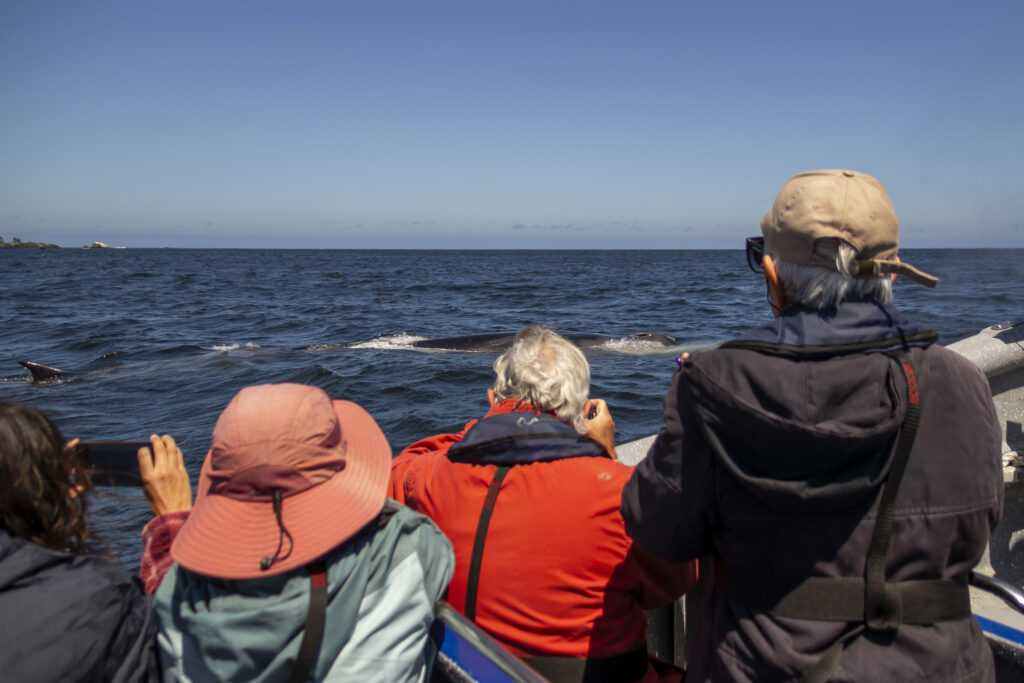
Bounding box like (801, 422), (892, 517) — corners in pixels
(0, 237), (114, 249)
(0, 236), (60, 249)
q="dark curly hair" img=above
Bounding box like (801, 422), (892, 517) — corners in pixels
(0, 402), (98, 553)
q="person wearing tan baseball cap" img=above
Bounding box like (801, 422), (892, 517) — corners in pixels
(623, 170), (1002, 682)
(150, 383), (454, 682)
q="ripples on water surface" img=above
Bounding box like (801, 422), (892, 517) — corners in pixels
(2, 248), (1021, 565)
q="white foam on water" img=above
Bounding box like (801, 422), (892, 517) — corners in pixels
(347, 333), (429, 350)
(599, 337), (688, 355)
(209, 342), (262, 352)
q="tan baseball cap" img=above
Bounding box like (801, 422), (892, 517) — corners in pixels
(760, 169), (938, 287)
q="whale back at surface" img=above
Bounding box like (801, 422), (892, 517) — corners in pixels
(410, 332), (677, 352)
(411, 333), (520, 351)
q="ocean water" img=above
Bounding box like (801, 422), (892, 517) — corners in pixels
(2, 247), (1021, 566)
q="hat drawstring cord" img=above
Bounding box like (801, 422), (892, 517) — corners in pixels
(260, 489), (294, 571)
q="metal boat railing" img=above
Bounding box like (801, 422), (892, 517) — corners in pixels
(972, 572), (1024, 616)
(433, 601), (549, 683)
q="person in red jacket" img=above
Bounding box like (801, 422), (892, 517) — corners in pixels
(390, 326), (698, 683)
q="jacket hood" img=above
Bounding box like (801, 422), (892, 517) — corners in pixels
(685, 303), (934, 513)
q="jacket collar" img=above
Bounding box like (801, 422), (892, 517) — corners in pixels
(448, 399), (604, 465)
(736, 301), (935, 350)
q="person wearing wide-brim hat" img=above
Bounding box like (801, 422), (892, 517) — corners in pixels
(150, 383), (454, 682)
(622, 170), (1003, 682)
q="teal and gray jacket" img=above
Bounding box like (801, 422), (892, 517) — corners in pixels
(155, 501), (454, 682)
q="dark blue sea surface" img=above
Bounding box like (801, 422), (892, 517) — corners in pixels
(2, 248), (1021, 566)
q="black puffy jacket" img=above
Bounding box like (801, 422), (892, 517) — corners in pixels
(0, 528), (159, 682)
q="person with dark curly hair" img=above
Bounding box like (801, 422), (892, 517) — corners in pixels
(0, 402), (192, 683)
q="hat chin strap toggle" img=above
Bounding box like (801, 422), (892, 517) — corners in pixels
(259, 489), (294, 571)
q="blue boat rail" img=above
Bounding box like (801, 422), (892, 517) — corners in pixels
(433, 601), (548, 683)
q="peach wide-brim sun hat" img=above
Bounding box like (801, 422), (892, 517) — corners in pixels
(171, 383), (391, 580)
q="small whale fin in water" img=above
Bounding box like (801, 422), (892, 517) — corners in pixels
(18, 361), (77, 382)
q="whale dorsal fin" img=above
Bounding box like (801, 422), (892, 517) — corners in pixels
(19, 361), (75, 382)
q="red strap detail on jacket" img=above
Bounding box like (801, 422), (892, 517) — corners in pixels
(311, 566), (327, 589)
(903, 363), (919, 404)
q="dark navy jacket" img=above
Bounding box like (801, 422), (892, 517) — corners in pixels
(448, 410), (606, 465)
(0, 528), (160, 682)
(622, 302), (1003, 682)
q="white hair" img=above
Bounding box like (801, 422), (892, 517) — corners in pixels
(492, 326), (590, 433)
(774, 239), (893, 310)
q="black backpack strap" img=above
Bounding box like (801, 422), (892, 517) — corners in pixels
(721, 570), (971, 624)
(464, 465), (512, 622)
(286, 561), (328, 683)
(801, 623), (867, 683)
(863, 351), (923, 628)
(524, 644), (649, 683)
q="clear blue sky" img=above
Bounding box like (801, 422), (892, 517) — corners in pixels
(2, 1), (1021, 248)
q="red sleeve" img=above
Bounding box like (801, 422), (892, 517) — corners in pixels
(139, 510), (190, 594)
(627, 541), (699, 609)
(389, 422), (474, 503)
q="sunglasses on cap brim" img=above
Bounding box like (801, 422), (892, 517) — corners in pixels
(745, 237), (765, 273)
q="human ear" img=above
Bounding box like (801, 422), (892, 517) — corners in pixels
(762, 254), (788, 315)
